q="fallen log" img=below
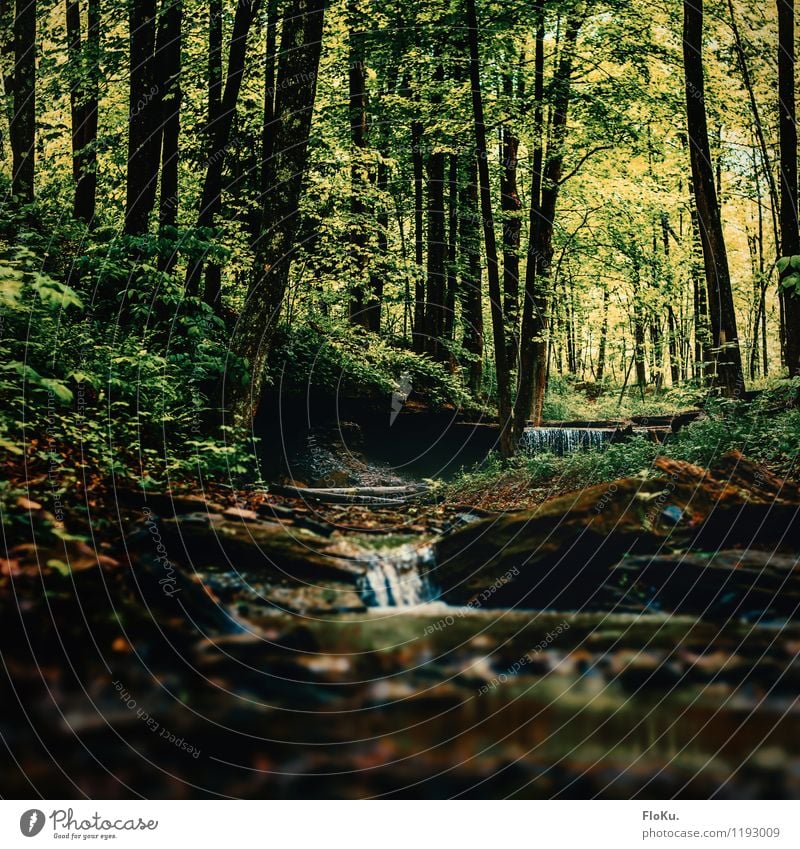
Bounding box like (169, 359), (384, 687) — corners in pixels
(270, 483), (428, 497)
(268, 483), (430, 506)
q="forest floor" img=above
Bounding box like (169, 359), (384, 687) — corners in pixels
(3, 393), (800, 797)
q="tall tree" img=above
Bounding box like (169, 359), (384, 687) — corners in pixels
(777, 0), (800, 377)
(467, 0), (512, 456)
(202, 0), (224, 303)
(513, 1), (545, 438)
(425, 143), (447, 357)
(444, 152), (458, 341)
(229, 0), (325, 422)
(10, 0), (35, 203)
(66, 0), (100, 223)
(125, 0), (160, 235)
(157, 0), (181, 268)
(682, 0), (744, 395)
(515, 4), (581, 433)
(185, 0), (261, 294)
(459, 156), (483, 394)
(409, 78), (425, 353)
(347, 0), (370, 328)
(501, 64), (522, 373)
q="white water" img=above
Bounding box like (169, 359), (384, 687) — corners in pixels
(521, 427), (616, 455)
(359, 544), (437, 607)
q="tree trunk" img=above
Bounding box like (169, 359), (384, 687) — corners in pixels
(348, 3), (370, 328)
(157, 0), (181, 268)
(444, 153), (458, 341)
(459, 156), (483, 395)
(0, 1), (13, 160)
(597, 284), (608, 381)
(411, 108), (425, 353)
(125, 0), (160, 235)
(66, 0), (99, 224)
(688, 175), (712, 382)
(261, 0), (278, 187)
(683, 0), (744, 395)
(632, 275), (647, 389)
(513, 1), (544, 437)
(10, 0), (35, 203)
(185, 0), (260, 294)
(778, 0), (800, 377)
(425, 147), (447, 358)
(467, 0), (512, 456)
(228, 0), (325, 423)
(367, 156), (388, 334)
(501, 121), (521, 374)
(515, 5), (581, 432)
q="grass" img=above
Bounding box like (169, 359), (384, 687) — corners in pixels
(448, 379), (800, 510)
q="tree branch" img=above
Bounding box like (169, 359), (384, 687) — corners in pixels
(557, 144), (613, 185)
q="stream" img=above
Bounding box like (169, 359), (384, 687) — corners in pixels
(7, 411), (786, 797)
(170, 417), (800, 798)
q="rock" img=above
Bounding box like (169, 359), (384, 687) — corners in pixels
(433, 452), (800, 614)
(434, 476), (674, 608)
(222, 507), (260, 522)
(607, 550), (800, 620)
(127, 514), (369, 617)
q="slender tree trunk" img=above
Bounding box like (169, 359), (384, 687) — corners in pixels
(228, 0), (325, 423)
(683, 0), (744, 395)
(459, 156), (483, 395)
(66, 0), (99, 224)
(157, 0), (181, 269)
(667, 306), (680, 384)
(597, 284), (609, 381)
(348, 3), (370, 327)
(750, 146), (767, 379)
(10, 0), (35, 203)
(688, 176), (712, 382)
(201, 0), (224, 302)
(367, 156), (388, 334)
(411, 108), (425, 353)
(515, 5), (581, 432)
(650, 316), (663, 388)
(778, 0), (800, 377)
(514, 1), (544, 437)
(0, 1), (13, 160)
(632, 274), (647, 388)
(185, 0), (261, 294)
(444, 153), (458, 341)
(261, 0), (278, 185)
(467, 0), (512, 455)
(501, 108), (521, 373)
(425, 146), (447, 357)
(125, 0), (160, 235)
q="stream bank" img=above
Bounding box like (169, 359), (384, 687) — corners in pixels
(2, 443), (799, 798)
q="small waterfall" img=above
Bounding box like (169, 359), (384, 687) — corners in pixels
(359, 544), (437, 607)
(521, 427), (616, 455)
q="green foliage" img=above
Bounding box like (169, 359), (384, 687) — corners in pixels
(664, 381), (800, 472)
(266, 321), (474, 409)
(0, 239), (257, 497)
(541, 374), (704, 421)
(449, 380), (800, 501)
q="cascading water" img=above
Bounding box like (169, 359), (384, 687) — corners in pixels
(359, 544), (438, 607)
(521, 427), (616, 455)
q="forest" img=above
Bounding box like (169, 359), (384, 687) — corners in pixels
(2, 0), (800, 801)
